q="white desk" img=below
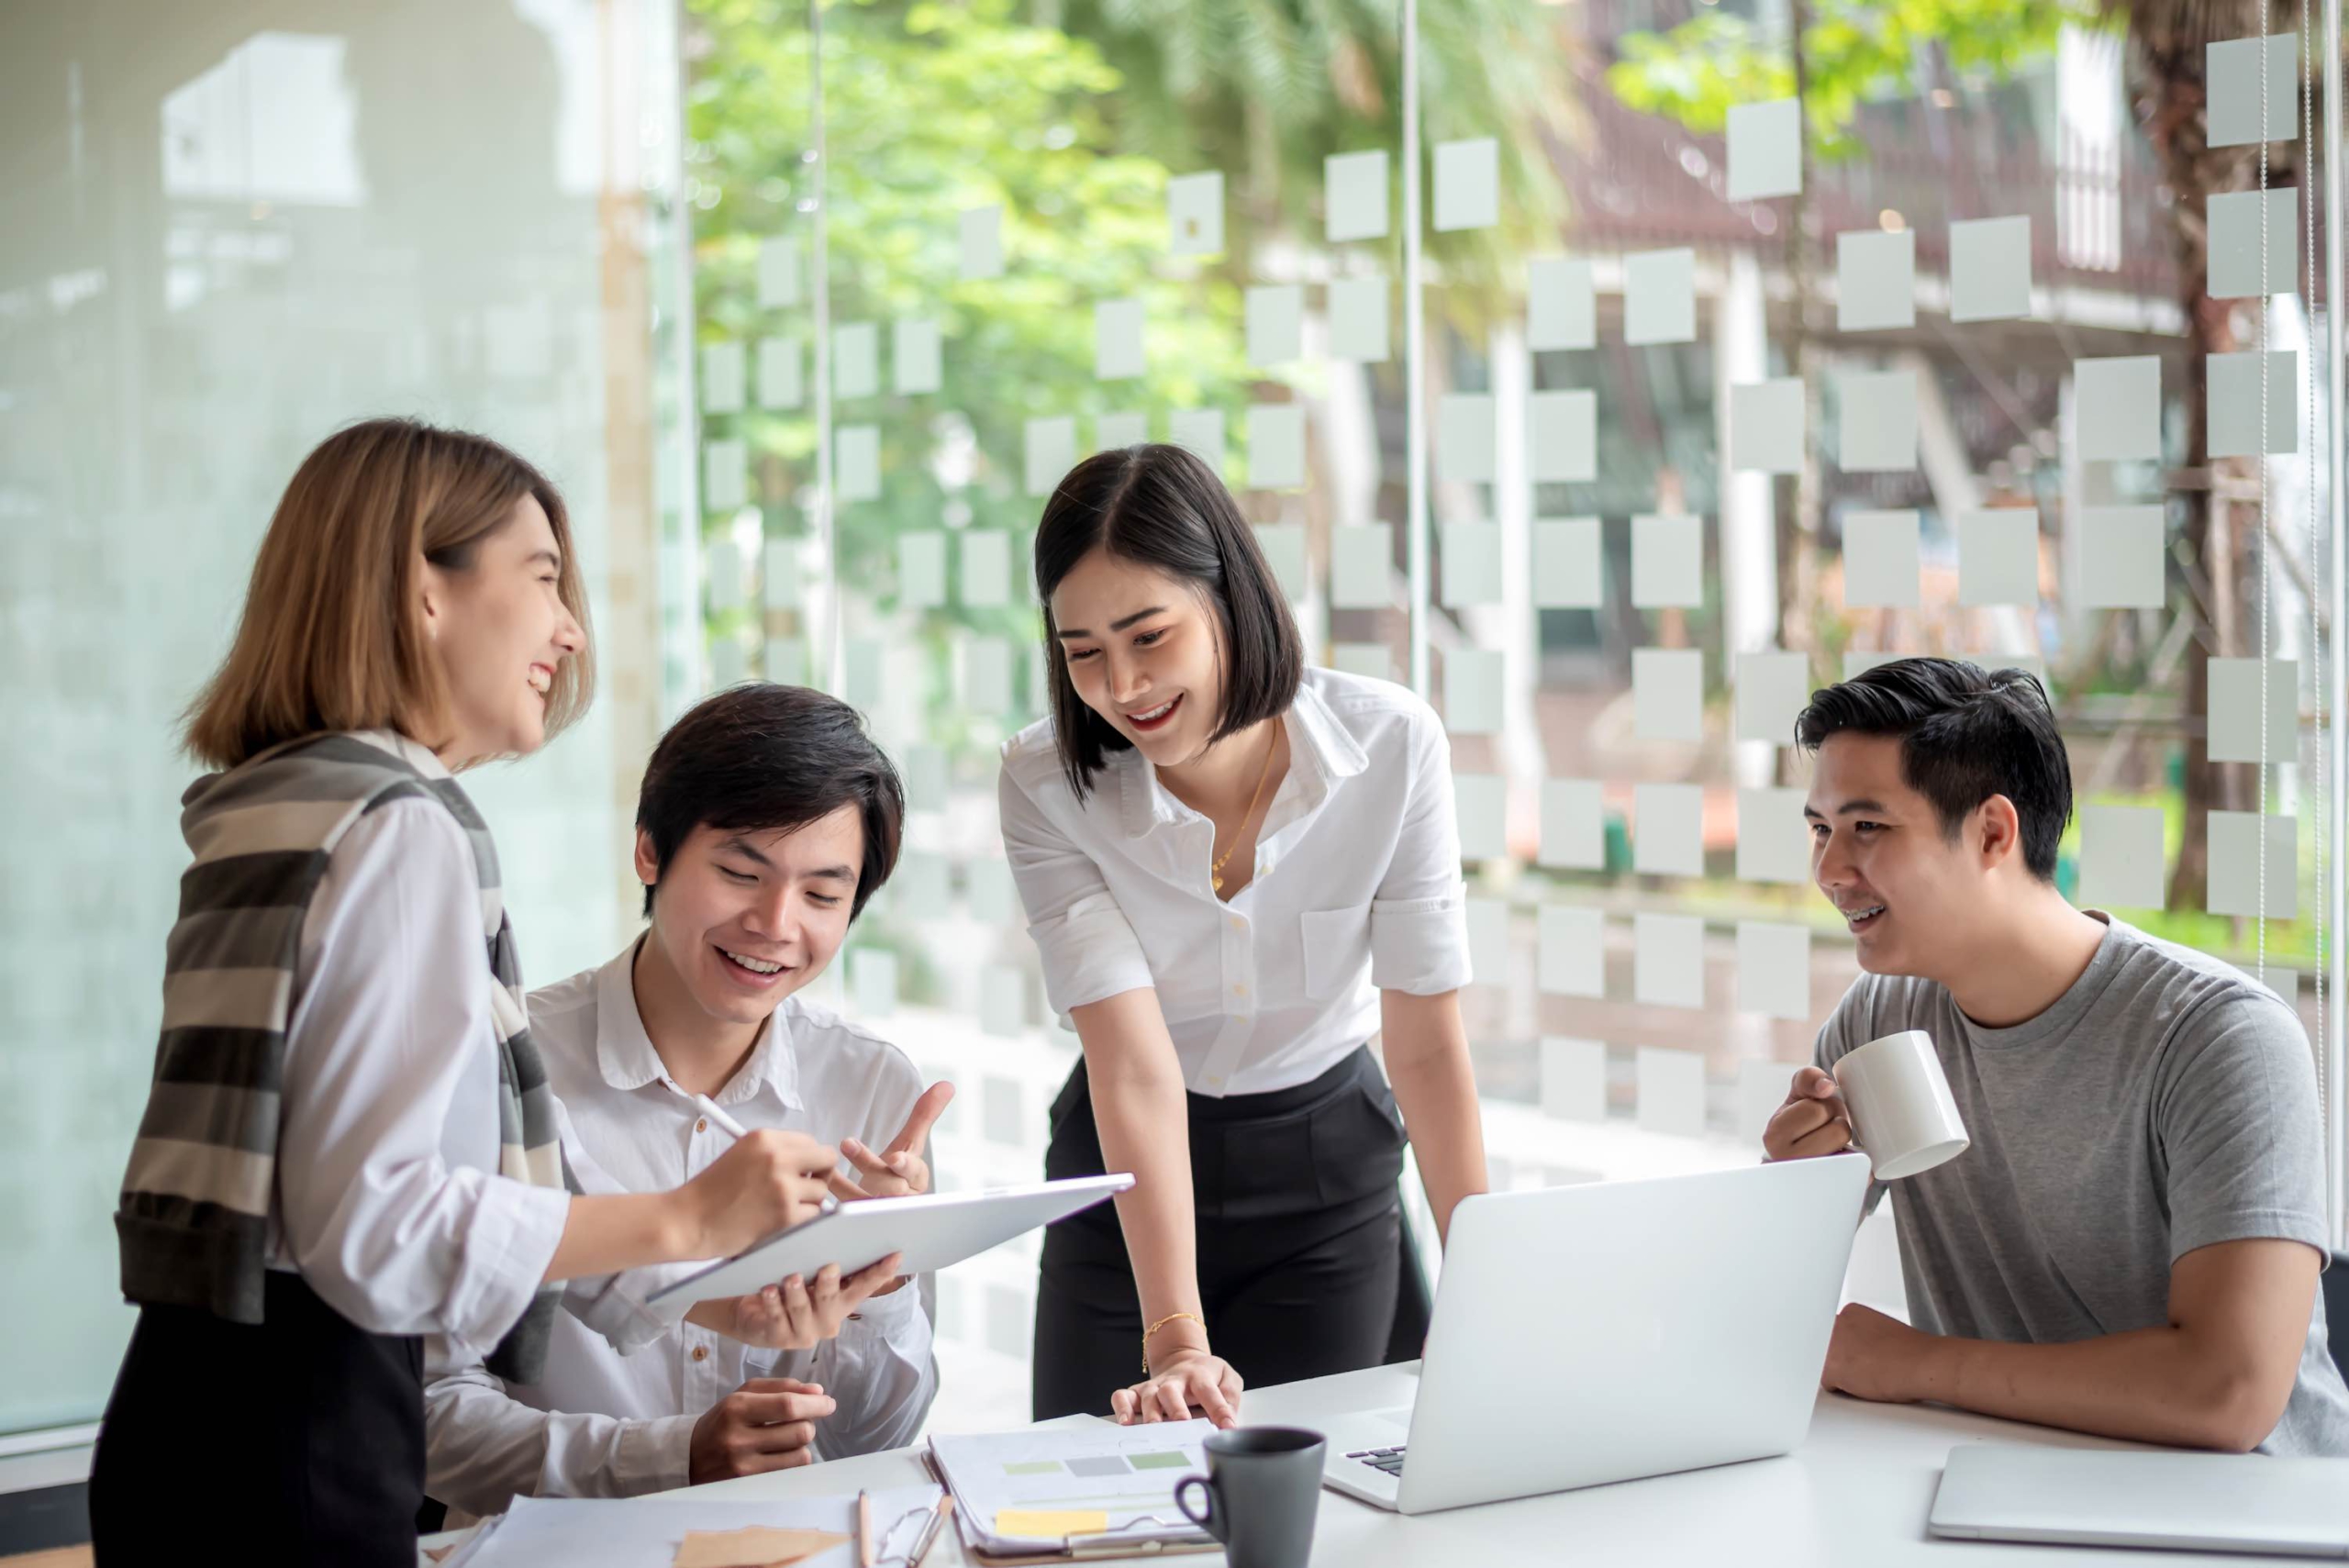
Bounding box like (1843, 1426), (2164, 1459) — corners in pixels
(651, 1363), (2286, 1567)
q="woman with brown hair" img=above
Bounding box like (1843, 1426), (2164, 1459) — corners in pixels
(91, 419), (849, 1563)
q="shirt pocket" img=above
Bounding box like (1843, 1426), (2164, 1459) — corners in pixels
(1300, 904), (1375, 1001)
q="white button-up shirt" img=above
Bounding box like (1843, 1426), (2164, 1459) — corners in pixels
(998, 666), (1471, 1097)
(422, 943), (939, 1517)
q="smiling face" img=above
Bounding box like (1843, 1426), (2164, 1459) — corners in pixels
(1805, 731), (2012, 981)
(1048, 547), (1229, 768)
(419, 493), (584, 765)
(634, 805), (863, 1028)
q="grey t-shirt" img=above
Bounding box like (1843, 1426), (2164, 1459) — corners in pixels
(1815, 914), (2349, 1456)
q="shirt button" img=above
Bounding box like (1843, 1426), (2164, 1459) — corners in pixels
(1229, 917), (1244, 932)
(1232, 984), (1247, 996)
(691, 1345), (707, 1362)
(696, 1118), (707, 1133)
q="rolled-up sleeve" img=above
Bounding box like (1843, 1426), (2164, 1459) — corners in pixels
(1367, 712), (1470, 995)
(998, 761), (1155, 1017)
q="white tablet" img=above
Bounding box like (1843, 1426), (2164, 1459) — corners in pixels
(648, 1173), (1134, 1304)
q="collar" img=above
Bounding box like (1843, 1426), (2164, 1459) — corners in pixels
(346, 728), (455, 782)
(1114, 679), (1368, 840)
(591, 939), (804, 1112)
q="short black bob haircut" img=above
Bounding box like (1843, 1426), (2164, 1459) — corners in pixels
(1031, 442), (1304, 800)
(635, 682), (905, 919)
(1794, 656), (2071, 882)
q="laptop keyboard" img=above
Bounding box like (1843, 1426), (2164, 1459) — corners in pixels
(1345, 1445), (1408, 1478)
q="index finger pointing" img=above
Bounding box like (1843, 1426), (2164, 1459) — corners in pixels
(883, 1081), (956, 1157)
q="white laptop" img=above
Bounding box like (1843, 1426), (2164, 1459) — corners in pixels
(1930, 1443), (2349, 1558)
(1321, 1154), (1870, 1515)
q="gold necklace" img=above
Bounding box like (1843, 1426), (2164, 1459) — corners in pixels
(1209, 728), (1281, 895)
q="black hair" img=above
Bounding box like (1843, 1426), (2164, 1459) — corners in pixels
(1794, 656), (2071, 880)
(635, 683), (904, 918)
(1031, 442), (1304, 800)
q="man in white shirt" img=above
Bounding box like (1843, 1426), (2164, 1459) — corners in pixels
(425, 684), (953, 1517)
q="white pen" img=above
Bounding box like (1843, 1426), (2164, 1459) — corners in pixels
(675, 1082), (839, 1218)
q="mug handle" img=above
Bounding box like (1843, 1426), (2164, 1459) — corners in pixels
(1174, 1473), (1225, 1542)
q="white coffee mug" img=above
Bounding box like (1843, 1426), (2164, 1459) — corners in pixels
(1831, 1029), (1970, 1181)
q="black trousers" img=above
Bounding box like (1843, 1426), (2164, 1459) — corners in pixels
(90, 1270), (426, 1568)
(1031, 1045), (1431, 1420)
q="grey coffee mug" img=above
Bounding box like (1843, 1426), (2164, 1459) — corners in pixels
(1174, 1426), (1325, 1568)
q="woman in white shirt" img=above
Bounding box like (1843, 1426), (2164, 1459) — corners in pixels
(1001, 443), (1489, 1425)
(93, 420), (863, 1564)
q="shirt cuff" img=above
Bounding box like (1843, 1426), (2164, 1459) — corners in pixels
(443, 1182), (572, 1357)
(1032, 892), (1157, 1018)
(1368, 886), (1471, 995)
(615, 1412), (700, 1496)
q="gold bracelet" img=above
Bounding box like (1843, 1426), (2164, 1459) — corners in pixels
(1141, 1310), (1204, 1376)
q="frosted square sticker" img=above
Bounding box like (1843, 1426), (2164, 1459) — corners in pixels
(764, 637), (805, 685)
(2208, 188), (2297, 298)
(1539, 777), (1605, 870)
(1330, 642), (1390, 681)
(894, 317), (942, 395)
(1438, 393), (1496, 484)
(1625, 248), (1697, 346)
(702, 438), (746, 513)
(1096, 298), (1145, 381)
(1097, 411), (1147, 451)
(1540, 1035), (1607, 1120)
(899, 530), (947, 609)
(2208, 657), (2297, 763)
(1837, 228), (1916, 331)
(1254, 524), (1308, 602)
(1727, 98), (1801, 201)
(1445, 647), (1505, 736)
(1839, 368), (1917, 472)
(2077, 506), (2166, 608)
(1534, 516), (1603, 608)
(1633, 914), (1705, 1010)
(2075, 355), (2162, 461)
(979, 965), (1026, 1038)
(1737, 651), (1811, 745)
(1842, 509), (1921, 607)
(1024, 416), (1075, 497)
(959, 205), (1004, 280)
(1842, 651), (1898, 680)
(1168, 171), (1224, 256)
(851, 949), (898, 1017)
(1739, 1060), (1793, 1142)
(902, 744), (950, 812)
(1433, 137), (1499, 232)
(1330, 523), (1392, 608)
(959, 529), (1012, 607)
(1327, 149), (1390, 242)
(835, 425), (880, 503)
(1730, 379), (1805, 473)
(1171, 407), (1226, 470)
(1950, 215), (2032, 322)
(2207, 812), (2296, 918)
(967, 857), (1019, 925)
(1454, 773), (1507, 862)
(756, 237), (802, 307)
(1633, 782), (1704, 877)
(965, 636), (1013, 716)
(1632, 647), (1702, 743)
(1736, 785), (1811, 884)
(707, 539), (744, 613)
(756, 337), (804, 410)
(1538, 906), (1604, 997)
(1442, 520), (1504, 607)
(1527, 257), (1596, 351)
(702, 340), (746, 415)
(1529, 389), (1597, 484)
(1329, 275), (1390, 362)
(1738, 921), (1810, 1020)
(833, 322), (879, 400)
(763, 538), (801, 614)
(1631, 514), (1703, 608)
(1465, 898), (1508, 983)
(841, 638), (885, 710)
(2077, 804), (2165, 909)
(2208, 350), (2299, 457)
(2208, 35), (2298, 147)
(1638, 1047), (1708, 1136)
(1246, 284), (1303, 365)
(1247, 404), (1306, 491)
(1958, 509), (2041, 606)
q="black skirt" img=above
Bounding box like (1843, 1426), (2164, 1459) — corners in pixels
(1031, 1044), (1431, 1419)
(90, 1269), (426, 1567)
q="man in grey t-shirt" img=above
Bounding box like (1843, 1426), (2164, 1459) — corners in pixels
(1764, 658), (2348, 1455)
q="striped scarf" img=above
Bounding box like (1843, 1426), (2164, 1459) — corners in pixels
(114, 731), (567, 1382)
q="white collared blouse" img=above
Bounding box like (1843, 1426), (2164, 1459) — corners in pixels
(998, 666), (1472, 1097)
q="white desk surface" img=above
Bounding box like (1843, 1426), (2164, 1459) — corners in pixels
(625, 1362), (2291, 1568)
